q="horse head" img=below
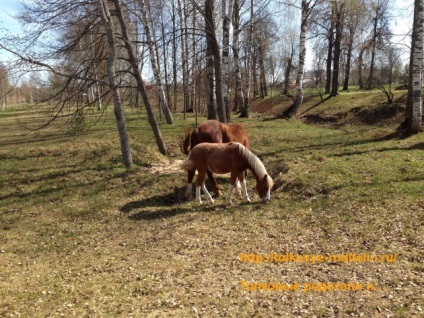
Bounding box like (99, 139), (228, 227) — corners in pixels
(256, 174), (273, 203)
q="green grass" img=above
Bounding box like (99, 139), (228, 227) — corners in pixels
(0, 97), (423, 317)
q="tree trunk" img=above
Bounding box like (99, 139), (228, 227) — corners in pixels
(206, 12), (217, 120)
(259, 45), (267, 98)
(410, 0), (423, 133)
(367, 5), (379, 90)
(252, 46), (259, 98)
(232, 0), (244, 112)
(222, 0), (234, 122)
(240, 0), (254, 118)
(205, 0), (226, 122)
(139, 0), (173, 124)
(358, 45), (366, 90)
(172, 2), (178, 112)
(282, 0), (309, 119)
(325, 7), (334, 95)
(343, 41), (353, 91)
(97, 0), (133, 168)
(160, 11), (171, 112)
(112, 0), (167, 155)
(283, 51), (294, 95)
(331, 2), (344, 96)
(190, 9), (197, 115)
(177, 0), (190, 115)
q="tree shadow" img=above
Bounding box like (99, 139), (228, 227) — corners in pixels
(299, 95), (333, 115)
(120, 188), (196, 221)
(119, 183), (255, 221)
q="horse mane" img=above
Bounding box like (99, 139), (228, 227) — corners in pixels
(181, 126), (192, 155)
(235, 142), (268, 179)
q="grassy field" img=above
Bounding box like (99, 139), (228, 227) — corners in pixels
(1, 90), (423, 317)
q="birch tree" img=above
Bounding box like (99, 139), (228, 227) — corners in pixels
(366, 0), (390, 90)
(177, 0), (191, 116)
(330, 0), (345, 97)
(282, 0), (324, 119)
(408, 0), (423, 133)
(240, 0), (254, 118)
(342, 0), (366, 91)
(205, 0), (227, 122)
(0, 63), (8, 111)
(97, 0), (133, 167)
(232, 0), (244, 112)
(138, 0), (173, 124)
(222, 0), (234, 122)
(111, 0), (168, 155)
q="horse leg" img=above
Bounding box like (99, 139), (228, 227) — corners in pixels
(235, 178), (242, 196)
(202, 183), (214, 204)
(195, 170), (214, 204)
(238, 172), (251, 203)
(226, 173), (239, 205)
(185, 169), (195, 200)
(207, 170), (222, 196)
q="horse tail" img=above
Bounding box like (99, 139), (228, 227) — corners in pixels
(180, 155), (194, 171)
(181, 127), (192, 155)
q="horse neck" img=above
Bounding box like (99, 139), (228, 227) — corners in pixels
(243, 148), (267, 181)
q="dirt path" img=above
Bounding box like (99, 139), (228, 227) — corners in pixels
(146, 159), (184, 174)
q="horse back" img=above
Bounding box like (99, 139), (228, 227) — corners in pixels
(195, 120), (223, 144)
(189, 142), (247, 174)
(222, 123), (250, 149)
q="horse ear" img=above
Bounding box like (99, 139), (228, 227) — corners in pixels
(263, 174), (268, 182)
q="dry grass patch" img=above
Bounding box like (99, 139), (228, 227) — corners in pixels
(0, 105), (423, 317)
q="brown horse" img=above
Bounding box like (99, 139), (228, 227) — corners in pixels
(181, 142), (273, 204)
(182, 120), (250, 199)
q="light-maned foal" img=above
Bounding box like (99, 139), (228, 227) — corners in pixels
(181, 142), (273, 204)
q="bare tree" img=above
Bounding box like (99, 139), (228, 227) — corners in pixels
(407, 0), (423, 133)
(205, 0), (227, 122)
(0, 63), (9, 111)
(282, 0), (324, 119)
(330, 0), (345, 96)
(232, 0), (244, 113)
(138, 0), (173, 124)
(111, 0), (168, 155)
(240, 0), (254, 118)
(342, 0), (366, 91)
(97, 0), (133, 167)
(366, 0), (390, 90)
(222, 0), (234, 122)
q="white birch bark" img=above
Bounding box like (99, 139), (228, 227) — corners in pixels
(411, 0), (423, 132)
(111, 0), (167, 155)
(232, 0), (244, 112)
(222, 0), (234, 122)
(282, 0), (314, 118)
(177, 0), (190, 115)
(96, 0), (133, 168)
(139, 0), (173, 124)
(240, 0), (253, 118)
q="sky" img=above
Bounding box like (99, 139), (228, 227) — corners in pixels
(0, 0), (416, 66)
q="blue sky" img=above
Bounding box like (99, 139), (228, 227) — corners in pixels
(0, 0), (22, 34)
(0, 0), (415, 65)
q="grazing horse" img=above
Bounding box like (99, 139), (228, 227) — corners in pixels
(181, 142), (273, 204)
(182, 120), (250, 199)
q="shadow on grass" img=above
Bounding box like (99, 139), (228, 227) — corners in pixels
(332, 142), (424, 157)
(120, 184), (255, 221)
(120, 188), (192, 221)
